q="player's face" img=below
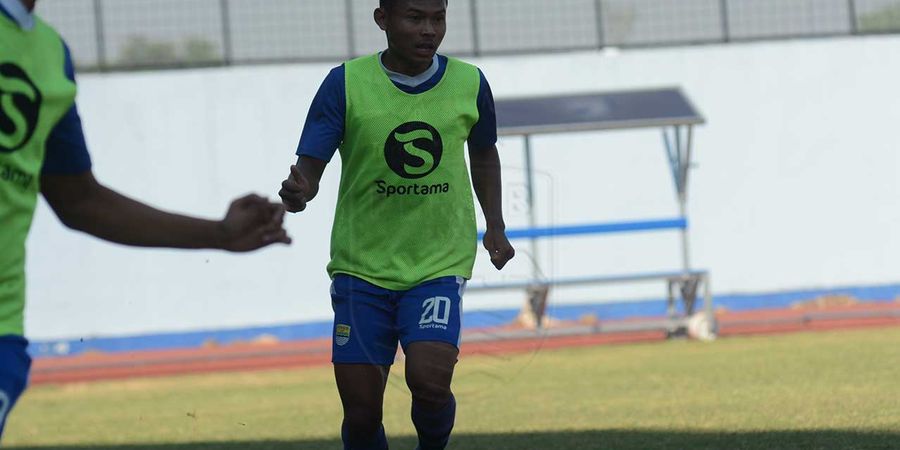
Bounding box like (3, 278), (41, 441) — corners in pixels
(22, 0), (36, 12)
(377, 0), (447, 66)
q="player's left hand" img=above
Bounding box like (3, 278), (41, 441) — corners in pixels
(218, 194), (292, 252)
(483, 228), (515, 270)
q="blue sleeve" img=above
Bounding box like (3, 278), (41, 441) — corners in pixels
(467, 70), (498, 151)
(296, 66), (346, 162)
(41, 42), (92, 175)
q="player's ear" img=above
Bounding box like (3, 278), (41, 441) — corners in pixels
(374, 7), (388, 31)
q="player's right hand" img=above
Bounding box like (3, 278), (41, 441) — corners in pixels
(219, 194), (291, 252)
(279, 165), (311, 213)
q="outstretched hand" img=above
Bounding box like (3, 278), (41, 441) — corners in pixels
(279, 165), (312, 213)
(483, 228), (515, 270)
(219, 194), (291, 252)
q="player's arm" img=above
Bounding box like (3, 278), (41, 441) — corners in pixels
(39, 42), (288, 252)
(469, 70), (513, 270)
(41, 171), (290, 252)
(469, 144), (515, 270)
(279, 65), (345, 214)
(280, 156), (327, 213)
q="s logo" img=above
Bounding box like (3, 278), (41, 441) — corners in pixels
(0, 63), (42, 153)
(384, 121), (443, 179)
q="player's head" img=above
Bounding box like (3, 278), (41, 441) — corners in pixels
(20, 0), (36, 12)
(375, 0), (448, 66)
(378, 0), (448, 13)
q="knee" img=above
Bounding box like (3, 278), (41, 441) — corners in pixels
(406, 370), (452, 405)
(404, 342), (457, 405)
(343, 405), (383, 435)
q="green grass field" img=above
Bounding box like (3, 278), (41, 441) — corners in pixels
(6, 327), (900, 450)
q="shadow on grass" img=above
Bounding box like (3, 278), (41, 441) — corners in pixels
(8, 429), (899, 450)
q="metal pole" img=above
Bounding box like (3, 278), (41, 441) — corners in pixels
(220, 0), (233, 65)
(469, 0), (482, 56)
(345, 0), (357, 58)
(679, 194), (691, 272)
(682, 126), (694, 196)
(674, 126), (684, 197)
(523, 135), (539, 280)
(703, 273), (715, 338)
(677, 127), (691, 273)
(847, 0), (858, 35)
(594, 0), (606, 49)
(719, 0), (731, 43)
(666, 279), (677, 333)
(662, 129), (680, 195)
(93, 0), (107, 70)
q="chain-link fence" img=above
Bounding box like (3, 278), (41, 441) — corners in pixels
(35, 0), (900, 71)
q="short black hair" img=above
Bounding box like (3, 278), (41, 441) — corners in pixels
(380, 0), (448, 10)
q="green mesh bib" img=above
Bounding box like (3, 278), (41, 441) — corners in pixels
(327, 54), (481, 290)
(1, 15), (77, 335)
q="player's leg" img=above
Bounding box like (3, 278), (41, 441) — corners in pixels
(0, 335), (31, 442)
(404, 342), (458, 450)
(334, 364), (389, 450)
(399, 276), (465, 450)
(330, 275), (399, 450)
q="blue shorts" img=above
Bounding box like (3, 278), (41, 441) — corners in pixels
(0, 335), (31, 440)
(330, 274), (466, 366)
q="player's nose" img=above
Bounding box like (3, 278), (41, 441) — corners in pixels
(422, 20), (437, 37)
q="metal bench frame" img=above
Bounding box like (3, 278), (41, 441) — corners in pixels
(469, 88), (716, 339)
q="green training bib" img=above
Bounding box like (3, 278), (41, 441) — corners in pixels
(1, 15), (77, 336)
(327, 54), (481, 290)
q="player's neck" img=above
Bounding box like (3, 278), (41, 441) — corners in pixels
(1, 0), (35, 29)
(381, 49), (433, 77)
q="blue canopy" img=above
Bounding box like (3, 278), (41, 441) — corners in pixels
(496, 88), (705, 136)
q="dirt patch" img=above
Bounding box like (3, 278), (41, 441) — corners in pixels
(791, 295), (859, 310)
(578, 314), (600, 326)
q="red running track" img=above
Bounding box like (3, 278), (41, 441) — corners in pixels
(30, 303), (900, 385)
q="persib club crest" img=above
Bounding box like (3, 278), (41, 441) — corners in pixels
(335, 324), (351, 346)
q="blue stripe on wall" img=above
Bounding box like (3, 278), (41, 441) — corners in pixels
(477, 218), (687, 241)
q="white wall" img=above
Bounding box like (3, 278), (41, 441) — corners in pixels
(24, 36), (900, 340)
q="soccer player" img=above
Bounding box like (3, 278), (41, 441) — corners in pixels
(279, 0), (514, 448)
(0, 0), (291, 440)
